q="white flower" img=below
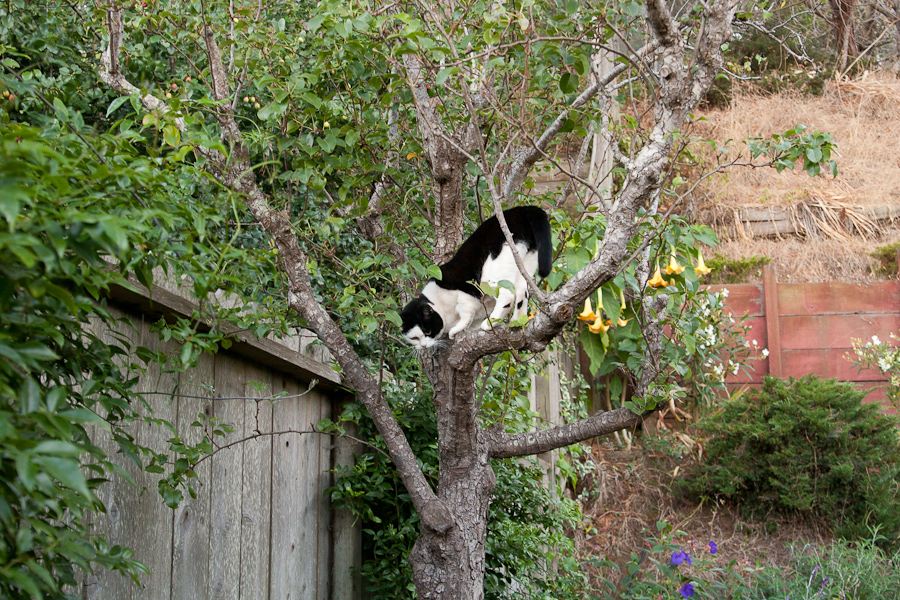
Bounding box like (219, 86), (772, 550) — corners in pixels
(722, 288), (730, 298)
(732, 363), (740, 375)
(752, 339), (758, 346)
(872, 335), (881, 345)
(762, 348), (770, 357)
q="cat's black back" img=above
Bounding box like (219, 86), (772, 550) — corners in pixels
(438, 205), (552, 296)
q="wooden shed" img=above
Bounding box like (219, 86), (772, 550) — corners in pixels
(78, 275), (361, 600)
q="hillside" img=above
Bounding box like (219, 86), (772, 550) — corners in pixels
(690, 72), (900, 283)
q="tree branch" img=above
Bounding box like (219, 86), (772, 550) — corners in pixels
(488, 406), (645, 458)
(500, 46), (649, 200)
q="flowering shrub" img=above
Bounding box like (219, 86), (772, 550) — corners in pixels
(849, 333), (900, 413)
(666, 287), (764, 411)
(588, 527), (900, 599)
(587, 521), (770, 599)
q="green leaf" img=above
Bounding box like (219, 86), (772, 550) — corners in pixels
(35, 456), (93, 500)
(58, 409), (111, 431)
(508, 314), (530, 328)
(600, 289), (621, 323)
(0, 192), (23, 229)
(435, 67), (459, 86)
(559, 72), (578, 94)
(162, 124), (180, 147)
(106, 95), (131, 117)
(301, 92), (322, 109)
(53, 97), (69, 121)
(257, 101), (286, 120)
(479, 282), (499, 297)
(20, 377), (41, 414)
(307, 13), (326, 33)
(32, 441), (84, 457)
(18, 342), (60, 363)
(385, 310), (403, 328)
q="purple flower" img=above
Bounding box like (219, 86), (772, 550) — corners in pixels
(671, 549), (692, 566)
(708, 541), (717, 554)
(680, 582), (695, 597)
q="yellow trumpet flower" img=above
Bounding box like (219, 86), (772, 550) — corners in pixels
(694, 250), (712, 276)
(664, 253), (686, 275)
(619, 290), (627, 311)
(648, 263), (669, 288)
(589, 316), (612, 334)
(617, 317), (631, 327)
(578, 297), (598, 322)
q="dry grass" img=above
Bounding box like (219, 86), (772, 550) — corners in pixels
(574, 440), (832, 590)
(688, 71), (900, 282)
(711, 232), (900, 283)
(693, 72), (900, 208)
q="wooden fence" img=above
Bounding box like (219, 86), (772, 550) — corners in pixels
(77, 277), (362, 600)
(713, 265), (900, 408)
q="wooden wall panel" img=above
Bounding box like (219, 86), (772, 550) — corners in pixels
(81, 295), (353, 600)
(317, 395), (333, 600)
(131, 315), (178, 600)
(208, 354), (247, 600)
(170, 351), (214, 600)
(782, 348), (887, 381)
(239, 364), (273, 600)
(717, 267), (899, 407)
(778, 282), (900, 315)
(707, 284), (764, 316)
(269, 378), (321, 600)
(83, 312), (137, 600)
(779, 315), (900, 350)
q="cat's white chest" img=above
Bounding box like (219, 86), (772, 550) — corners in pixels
(481, 242), (537, 285)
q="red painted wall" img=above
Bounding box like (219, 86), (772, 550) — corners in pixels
(706, 266), (899, 413)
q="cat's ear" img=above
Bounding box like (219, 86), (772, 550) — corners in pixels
(422, 304), (433, 318)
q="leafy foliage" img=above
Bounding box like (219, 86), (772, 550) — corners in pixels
(869, 241), (900, 278)
(848, 333), (900, 414)
(747, 125), (838, 178)
(704, 254), (771, 284)
(684, 376), (900, 548)
(588, 524), (900, 599)
(0, 2), (291, 594)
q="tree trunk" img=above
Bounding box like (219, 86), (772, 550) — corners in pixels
(829, 0), (857, 70)
(411, 349), (495, 599)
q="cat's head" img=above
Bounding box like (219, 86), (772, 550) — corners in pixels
(399, 295), (444, 349)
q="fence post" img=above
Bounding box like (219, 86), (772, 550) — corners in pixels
(762, 264), (782, 378)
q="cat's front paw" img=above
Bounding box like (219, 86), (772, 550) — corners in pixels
(479, 319), (492, 331)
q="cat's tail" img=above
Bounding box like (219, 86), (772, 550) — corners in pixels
(533, 209), (553, 278)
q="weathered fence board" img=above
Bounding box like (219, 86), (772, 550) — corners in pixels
(79, 279), (360, 600)
(171, 351), (214, 600)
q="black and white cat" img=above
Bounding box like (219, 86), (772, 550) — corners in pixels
(399, 206), (553, 349)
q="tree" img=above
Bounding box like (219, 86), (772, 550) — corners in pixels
(5, 0), (783, 597)
(98, 0), (738, 597)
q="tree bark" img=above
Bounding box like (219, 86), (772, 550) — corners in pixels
(411, 350), (495, 599)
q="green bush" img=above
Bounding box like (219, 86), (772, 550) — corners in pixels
(705, 254), (771, 284)
(683, 375), (900, 547)
(870, 241), (900, 279)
